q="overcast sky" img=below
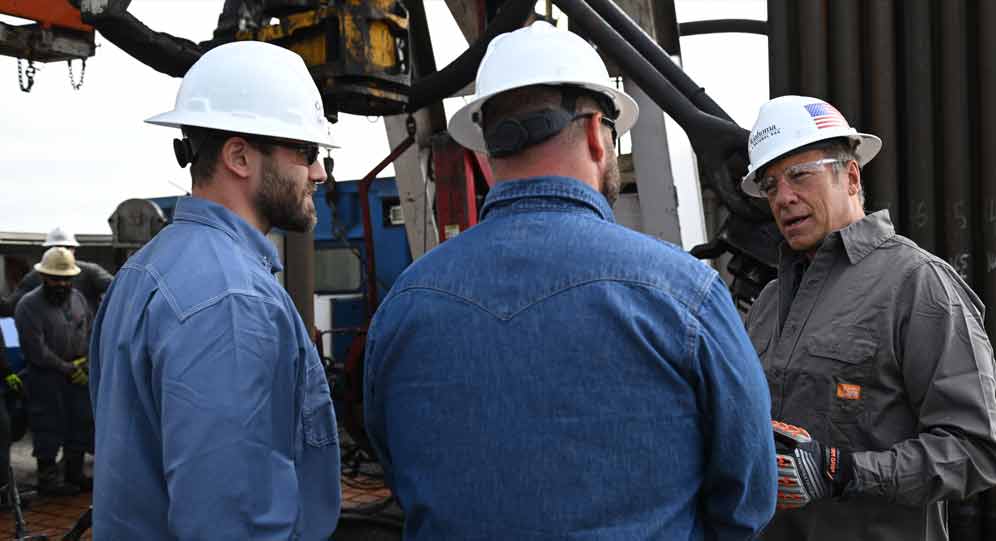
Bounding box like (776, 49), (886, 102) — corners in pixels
(0, 0), (766, 249)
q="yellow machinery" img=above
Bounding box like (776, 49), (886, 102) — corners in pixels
(237, 0), (411, 116)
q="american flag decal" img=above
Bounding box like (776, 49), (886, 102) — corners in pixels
(804, 102), (848, 129)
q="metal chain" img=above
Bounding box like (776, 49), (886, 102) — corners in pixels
(17, 58), (36, 93)
(67, 58), (86, 90)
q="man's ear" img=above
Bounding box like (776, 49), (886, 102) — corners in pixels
(847, 160), (861, 196)
(585, 113), (608, 165)
(219, 137), (254, 180)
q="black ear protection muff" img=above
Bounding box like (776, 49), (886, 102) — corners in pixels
(478, 86), (619, 158)
(173, 138), (196, 168)
(484, 109), (575, 157)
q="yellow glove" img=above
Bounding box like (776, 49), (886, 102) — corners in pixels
(70, 356), (88, 386)
(4, 373), (21, 392)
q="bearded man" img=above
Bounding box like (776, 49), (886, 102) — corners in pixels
(14, 247), (93, 496)
(88, 42), (341, 540)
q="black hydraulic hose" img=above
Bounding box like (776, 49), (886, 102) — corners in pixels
(405, 0), (535, 112)
(87, 10), (205, 77)
(552, 0), (739, 149)
(552, 0), (766, 222)
(678, 19), (768, 37)
(583, 0), (734, 122)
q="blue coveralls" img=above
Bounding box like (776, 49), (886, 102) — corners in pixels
(90, 196), (341, 540)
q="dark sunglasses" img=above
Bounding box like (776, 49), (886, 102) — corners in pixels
(254, 137), (320, 166)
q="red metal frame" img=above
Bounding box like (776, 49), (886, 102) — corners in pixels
(432, 135), (495, 243)
(0, 0), (93, 31)
(358, 135), (415, 319)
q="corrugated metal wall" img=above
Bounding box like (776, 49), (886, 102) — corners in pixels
(767, 1), (995, 538)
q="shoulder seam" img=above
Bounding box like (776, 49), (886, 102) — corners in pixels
(126, 263), (279, 323)
(385, 277), (701, 321)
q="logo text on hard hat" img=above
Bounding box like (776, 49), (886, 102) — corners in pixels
(750, 124), (781, 148)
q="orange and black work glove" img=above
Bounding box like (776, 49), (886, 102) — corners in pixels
(772, 420), (853, 510)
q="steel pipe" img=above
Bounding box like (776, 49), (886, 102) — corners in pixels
(678, 19), (767, 37)
(938, 0), (973, 285)
(863, 0), (900, 225)
(583, 0), (734, 121)
(901, 0), (938, 251)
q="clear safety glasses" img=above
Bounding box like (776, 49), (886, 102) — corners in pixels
(757, 158), (847, 198)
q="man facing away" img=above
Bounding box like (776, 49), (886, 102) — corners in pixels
(363, 21), (777, 540)
(742, 95), (996, 540)
(89, 41), (341, 540)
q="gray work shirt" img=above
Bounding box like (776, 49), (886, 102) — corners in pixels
(747, 210), (996, 541)
(14, 287), (91, 375)
(0, 260), (112, 317)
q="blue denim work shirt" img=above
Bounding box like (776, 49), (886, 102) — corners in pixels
(89, 196), (341, 540)
(364, 176), (776, 540)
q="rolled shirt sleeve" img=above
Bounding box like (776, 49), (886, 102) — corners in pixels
(695, 276), (778, 537)
(852, 261), (996, 505)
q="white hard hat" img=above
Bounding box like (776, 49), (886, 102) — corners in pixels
(43, 226), (79, 247)
(145, 41), (335, 148)
(448, 21), (639, 153)
(35, 247), (81, 277)
(741, 95), (882, 197)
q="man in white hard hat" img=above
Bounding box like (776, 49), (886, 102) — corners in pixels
(88, 41), (340, 540)
(742, 95), (996, 541)
(14, 247), (93, 497)
(0, 226), (113, 317)
(363, 22), (776, 540)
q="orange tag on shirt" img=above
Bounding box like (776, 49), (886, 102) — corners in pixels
(836, 383), (862, 400)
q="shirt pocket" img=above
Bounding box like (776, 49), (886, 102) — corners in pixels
(807, 334), (877, 426)
(302, 355), (338, 448)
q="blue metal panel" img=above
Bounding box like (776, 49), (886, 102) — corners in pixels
(314, 178), (411, 364)
(315, 178), (411, 292)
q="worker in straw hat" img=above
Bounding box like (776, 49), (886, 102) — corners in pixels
(0, 226), (113, 317)
(14, 247), (93, 496)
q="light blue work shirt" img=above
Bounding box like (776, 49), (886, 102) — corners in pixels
(364, 176), (777, 540)
(90, 196), (341, 540)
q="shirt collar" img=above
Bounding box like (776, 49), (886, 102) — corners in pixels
(172, 196), (284, 274)
(838, 210), (895, 264)
(778, 209), (895, 266)
(479, 176), (616, 223)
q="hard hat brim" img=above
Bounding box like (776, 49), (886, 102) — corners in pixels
(34, 262), (82, 277)
(741, 132), (882, 198)
(448, 80), (639, 153)
(145, 111), (339, 149)
(42, 239), (79, 247)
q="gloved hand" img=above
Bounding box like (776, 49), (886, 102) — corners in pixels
(4, 373), (21, 392)
(772, 420), (853, 510)
(69, 356), (88, 386)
